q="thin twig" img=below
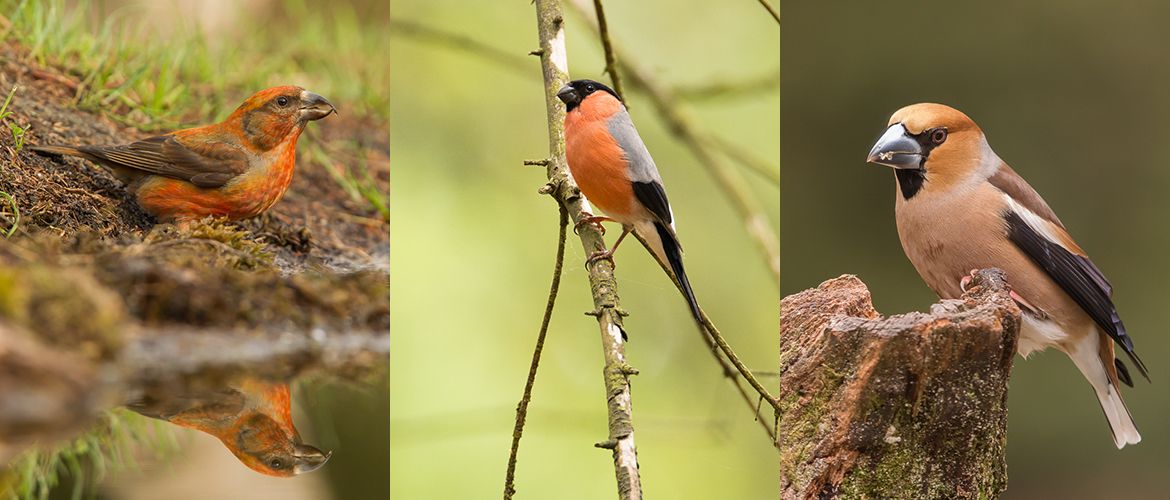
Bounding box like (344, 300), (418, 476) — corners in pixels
(704, 134), (779, 183)
(504, 203), (568, 500)
(590, 0), (626, 101)
(389, 19), (531, 77)
(673, 72), (779, 102)
(691, 311), (778, 443)
(392, 21), (778, 189)
(532, 2), (642, 498)
(633, 232), (780, 442)
(698, 307), (780, 415)
(566, 0), (780, 286)
(757, 0), (780, 24)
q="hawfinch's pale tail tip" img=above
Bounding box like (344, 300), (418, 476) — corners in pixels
(1114, 430), (1141, 449)
(1101, 387), (1140, 449)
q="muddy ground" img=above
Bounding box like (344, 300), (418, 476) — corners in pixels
(0, 42), (390, 461)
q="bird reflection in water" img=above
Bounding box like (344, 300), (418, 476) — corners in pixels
(126, 377), (330, 476)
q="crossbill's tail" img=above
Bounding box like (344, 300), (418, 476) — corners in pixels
(29, 144), (144, 188)
(29, 144), (91, 159)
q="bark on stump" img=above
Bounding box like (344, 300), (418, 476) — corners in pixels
(779, 268), (1020, 499)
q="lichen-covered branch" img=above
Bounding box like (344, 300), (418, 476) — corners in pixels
(532, 1), (641, 498)
(779, 269), (1019, 499)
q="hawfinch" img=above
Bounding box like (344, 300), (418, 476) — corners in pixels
(866, 103), (1146, 448)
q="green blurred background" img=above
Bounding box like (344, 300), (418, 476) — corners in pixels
(389, 1), (778, 498)
(783, 2), (1170, 498)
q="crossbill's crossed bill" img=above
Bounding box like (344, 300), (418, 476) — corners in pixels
(30, 86), (335, 222)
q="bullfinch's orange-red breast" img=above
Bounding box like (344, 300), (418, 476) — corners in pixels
(866, 103), (1146, 448)
(30, 86), (336, 222)
(557, 79), (701, 321)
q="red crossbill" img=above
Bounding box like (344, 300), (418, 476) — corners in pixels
(128, 379), (330, 476)
(30, 86), (335, 222)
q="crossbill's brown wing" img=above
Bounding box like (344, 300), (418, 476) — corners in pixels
(72, 135), (250, 188)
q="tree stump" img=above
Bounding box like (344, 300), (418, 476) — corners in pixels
(779, 269), (1020, 499)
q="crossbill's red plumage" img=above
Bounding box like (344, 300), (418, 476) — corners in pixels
(557, 79), (702, 321)
(30, 86), (336, 222)
(128, 378), (330, 477)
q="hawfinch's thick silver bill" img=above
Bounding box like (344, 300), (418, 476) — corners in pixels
(866, 103), (1147, 449)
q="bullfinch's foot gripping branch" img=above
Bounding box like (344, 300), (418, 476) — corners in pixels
(573, 212), (615, 236)
(586, 225), (633, 270)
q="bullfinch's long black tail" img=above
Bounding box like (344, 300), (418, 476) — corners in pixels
(655, 222), (702, 323)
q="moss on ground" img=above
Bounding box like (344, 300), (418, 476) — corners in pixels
(0, 265), (126, 361)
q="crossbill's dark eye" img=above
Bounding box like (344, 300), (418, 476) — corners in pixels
(270, 458), (284, 469)
(930, 128), (947, 145)
(276, 96), (290, 107)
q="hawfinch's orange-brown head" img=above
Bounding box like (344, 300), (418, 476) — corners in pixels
(867, 103), (995, 197)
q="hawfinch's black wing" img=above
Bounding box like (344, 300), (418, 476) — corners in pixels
(1002, 204), (1147, 380)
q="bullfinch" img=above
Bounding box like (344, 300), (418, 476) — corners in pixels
(866, 103), (1146, 448)
(556, 79), (701, 321)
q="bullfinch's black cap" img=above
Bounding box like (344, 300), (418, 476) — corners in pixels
(556, 79), (622, 111)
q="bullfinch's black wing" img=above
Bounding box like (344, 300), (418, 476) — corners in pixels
(606, 107), (701, 321)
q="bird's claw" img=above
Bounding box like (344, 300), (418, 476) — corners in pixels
(574, 212), (612, 235)
(959, 269), (981, 292)
(586, 249), (616, 269)
(960, 269), (1048, 319)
